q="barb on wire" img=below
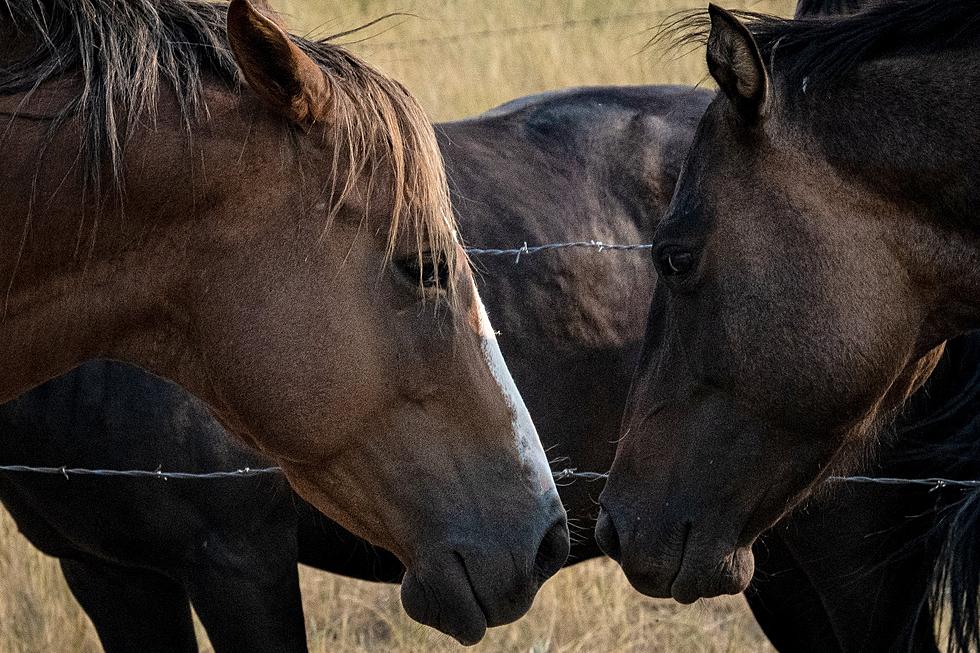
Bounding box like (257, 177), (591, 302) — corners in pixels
(552, 468), (609, 482)
(465, 240), (653, 259)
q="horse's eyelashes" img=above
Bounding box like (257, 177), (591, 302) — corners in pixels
(394, 254), (449, 291)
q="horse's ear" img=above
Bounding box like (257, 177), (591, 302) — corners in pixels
(226, 0), (330, 124)
(706, 4), (769, 122)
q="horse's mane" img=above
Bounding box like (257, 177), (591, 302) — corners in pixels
(664, 0), (980, 92)
(793, 0), (873, 19)
(0, 0), (458, 283)
(891, 333), (980, 653)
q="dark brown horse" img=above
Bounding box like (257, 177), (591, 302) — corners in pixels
(0, 0), (568, 642)
(597, 0), (980, 611)
(745, 2), (979, 651)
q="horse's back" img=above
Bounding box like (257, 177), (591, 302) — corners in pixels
(438, 85), (711, 560)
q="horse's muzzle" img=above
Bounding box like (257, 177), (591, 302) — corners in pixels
(401, 495), (568, 645)
(596, 502), (754, 602)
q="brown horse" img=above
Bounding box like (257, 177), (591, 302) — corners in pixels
(0, 0), (567, 643)
(597, 0), (980, 605)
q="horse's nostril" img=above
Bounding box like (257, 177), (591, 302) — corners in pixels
(533, 515), (570, 582)
(595, 508), (622, 562)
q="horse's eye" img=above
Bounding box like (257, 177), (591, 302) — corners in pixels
(657, 250), (694, 277)
(395, 254), (450, 290)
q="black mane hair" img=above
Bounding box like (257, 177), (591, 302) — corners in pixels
(664, 0), (980, 92)
(793, 0), (875, 19)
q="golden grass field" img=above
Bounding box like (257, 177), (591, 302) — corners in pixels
(1, 0), (796, 651)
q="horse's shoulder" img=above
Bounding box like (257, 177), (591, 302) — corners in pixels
(440, 85), (709, 193)
(449, 85), (708, 148)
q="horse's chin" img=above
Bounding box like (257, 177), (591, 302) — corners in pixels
(619, 538), (756, 604)
(669, 544), (755, 604)
(400, 541), (555, 646)
(400, 556), (489, 646)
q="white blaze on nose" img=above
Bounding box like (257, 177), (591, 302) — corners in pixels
(472, 286), (557, 495)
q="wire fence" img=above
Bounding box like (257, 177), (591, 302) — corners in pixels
(0, 465), (977, 490)
(0, 238), (976, 492)
(336, 0), (797, 51)
(0, 465), (283, 480)
(465, 240), (654, 262)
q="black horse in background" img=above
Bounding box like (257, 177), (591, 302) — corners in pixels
(2, 85), (978, 653)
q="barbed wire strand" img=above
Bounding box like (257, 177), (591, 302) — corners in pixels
(0, 465), (976, 488)
(826, 476), (980, 489)
(464, 240), (653, 262)
(341, 0), (785, 50)
(0, 465), (282, 480)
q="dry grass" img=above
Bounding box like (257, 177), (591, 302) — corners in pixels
(296, 557), (774, 653)
(0, 509), (773, 653)
(0, 0), (795, 651)
(277, 0), (795, 121)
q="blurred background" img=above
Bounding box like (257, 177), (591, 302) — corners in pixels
(281, 0), (796, 120)
(1, 0), (796, 651)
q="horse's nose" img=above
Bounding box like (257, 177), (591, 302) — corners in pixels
(595, 506), (622, 562)
(533, 511), (570, 581)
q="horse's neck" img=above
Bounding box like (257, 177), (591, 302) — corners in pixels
(803, 51), (980, 333)
(811, 52), (979, 222)
(0, 166), (194, 402)
(894, 213), (980, 340)
(0, 85), (225, 402)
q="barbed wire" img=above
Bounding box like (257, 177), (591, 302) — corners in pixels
(827, 476), (980, 489)
(464, 240), (653, 262)
(341, 0), (795, 51)
(0, 465), (282, 480)
(0, 464), (975, 489)
(552, 469), (610, 482)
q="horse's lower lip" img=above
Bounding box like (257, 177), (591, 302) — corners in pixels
(453, 550), (494, 625)
(675, 546), (754, 602)
(620, 567), (674, 598)
(400, 558), (489, 645)
(614, 526), (754, 602)
(621, 556), (750, 602)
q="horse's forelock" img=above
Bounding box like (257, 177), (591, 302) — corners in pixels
(0, 0), (463, 302)
(304, 43), (461, 303)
